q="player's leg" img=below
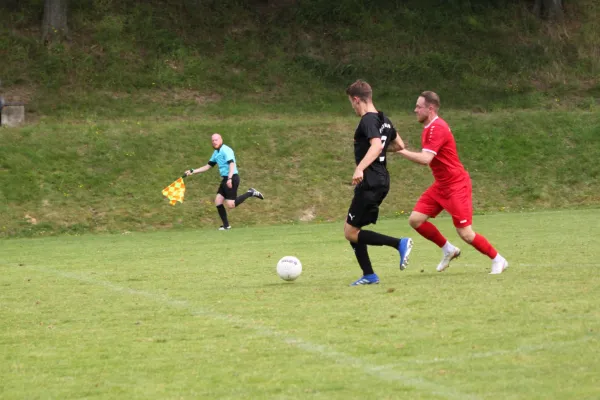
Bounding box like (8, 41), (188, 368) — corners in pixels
(344, 222), (376, 278)
(354, 187), (412, 269)
(345, 192), (378, 285)
(448, 181), (508, 274)
(343, 220), (360, 243)
(455, 225), (508, 274)
(410, 186), (445, 244)
(410, 187), (460, 272)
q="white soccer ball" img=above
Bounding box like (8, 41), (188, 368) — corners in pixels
(277, 256), (302, 281)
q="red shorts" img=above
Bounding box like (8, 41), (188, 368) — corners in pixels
(413, 178), (473, 228)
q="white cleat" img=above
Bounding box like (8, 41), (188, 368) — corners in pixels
(436, 247), (461, 272)
(489, 258), (508, 274)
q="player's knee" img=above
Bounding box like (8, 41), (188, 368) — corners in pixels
(344, 231), (358, 242)
(457, 227), (475, 243)
(225, 201), (235, 209)
(408, 215), (424, 229)
(344, 225), (359, 242)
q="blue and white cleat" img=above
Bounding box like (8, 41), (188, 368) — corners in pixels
(349, 273), (380, 286)
(398, 237), (413, 270)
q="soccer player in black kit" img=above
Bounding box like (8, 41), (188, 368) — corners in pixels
(344, 80), (413, 286)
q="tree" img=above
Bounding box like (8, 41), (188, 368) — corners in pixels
(42, 0), (69, 44)
(533, 0), (564, 21)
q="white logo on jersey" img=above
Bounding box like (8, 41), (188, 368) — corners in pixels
(348, 213), (355, 221)
(379, 123), (391, 134)
(460, 219), (467, 224)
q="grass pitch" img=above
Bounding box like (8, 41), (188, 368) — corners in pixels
(1, 209), (599, 399)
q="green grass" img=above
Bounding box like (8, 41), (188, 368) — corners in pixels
(1, 110), (599, 237)
(2, 3), (598, 395)
(1, 0), (599, 114)
(1, 209), (599, 399)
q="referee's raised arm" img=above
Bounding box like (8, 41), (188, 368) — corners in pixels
(185, 164), (213, 176)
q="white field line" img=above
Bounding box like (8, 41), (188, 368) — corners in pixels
(28, 265), (478, 400)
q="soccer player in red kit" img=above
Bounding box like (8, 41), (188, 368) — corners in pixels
(395, 91), (508, 274)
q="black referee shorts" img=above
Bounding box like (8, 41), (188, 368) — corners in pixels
(217, 174), (240, 200)
(346, 184), (389, 228)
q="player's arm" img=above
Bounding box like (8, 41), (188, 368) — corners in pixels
(396, 149), (435, 165)
(353, 137), (382, 185)
(386, 134), (405, 152)
(185, 163), (214, 176)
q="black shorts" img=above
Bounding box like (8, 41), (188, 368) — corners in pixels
(346, 184), (389, 228)
(217, 174), (240, 200)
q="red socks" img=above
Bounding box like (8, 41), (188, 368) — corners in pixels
(471, 234), (498, 259)
(415, 221), (447, 247)
(416, 222), (498, 259)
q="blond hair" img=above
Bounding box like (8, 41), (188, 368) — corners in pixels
(420, 91), (440, 110)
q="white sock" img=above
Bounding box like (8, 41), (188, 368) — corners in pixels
(493, 254), (504, 262)
(442, 241), (455, 254)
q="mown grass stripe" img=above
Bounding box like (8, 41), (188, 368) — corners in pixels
(26, 264), (479, 400)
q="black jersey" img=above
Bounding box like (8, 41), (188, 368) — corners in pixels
(353, 111), (397, 187)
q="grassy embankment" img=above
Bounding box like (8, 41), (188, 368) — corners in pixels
(0, 0), (598, 236)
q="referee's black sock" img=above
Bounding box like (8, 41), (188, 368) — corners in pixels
(216, 204), (229, 227)
(234, 191), (252, 207)
(350, 242), (374, 275)
(358, 230), (401, 249)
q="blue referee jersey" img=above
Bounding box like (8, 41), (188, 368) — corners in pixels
(209, 144), (238, 176)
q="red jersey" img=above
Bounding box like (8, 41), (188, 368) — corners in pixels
(421, 116), (468, 186)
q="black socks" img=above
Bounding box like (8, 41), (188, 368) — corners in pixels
(358, 230), (400, 248)
(350, 242), (374, 275)
(234, 191), (252, 207)
(216, 204), (229, 227)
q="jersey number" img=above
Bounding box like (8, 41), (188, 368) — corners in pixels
(379, 135), (387, 162)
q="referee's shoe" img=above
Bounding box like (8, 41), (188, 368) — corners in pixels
(249, 188), (264, 200)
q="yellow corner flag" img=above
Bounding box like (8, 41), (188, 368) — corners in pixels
(162, 177), (186, 206)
